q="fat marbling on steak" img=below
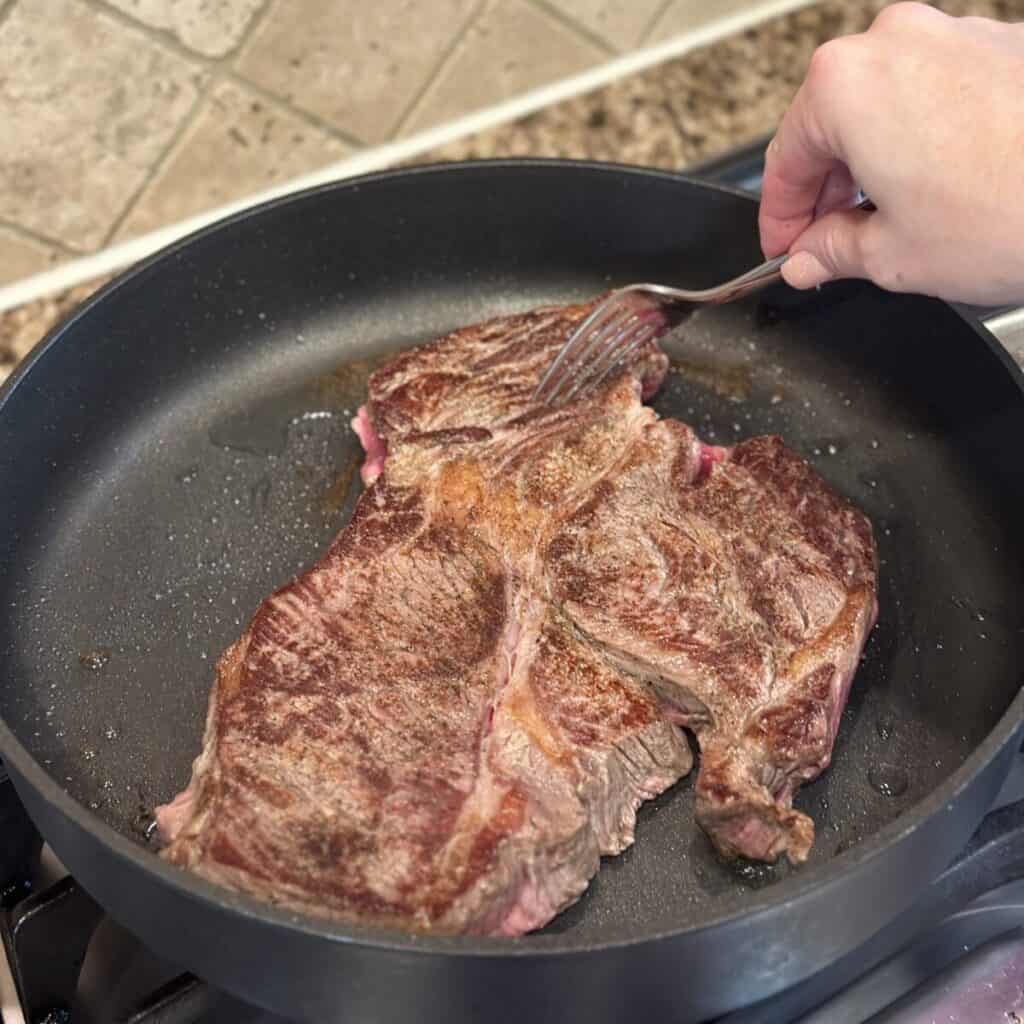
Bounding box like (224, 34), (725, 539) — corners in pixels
(156, 299), (877, 933)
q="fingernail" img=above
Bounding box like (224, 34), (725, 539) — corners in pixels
(783, 251), (831, 290)
(766, 136), (779, 158)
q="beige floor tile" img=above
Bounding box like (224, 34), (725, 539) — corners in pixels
(0, 226), (64, 286)
(0, 0), (205, 252)
(103, 0), (266, 58)
(542, 0), (666, 50)
(648, 0), (788, 41)
(235, 0), (478, 144)
(404, 0), (604, 134)
(115, 80), (350, 241)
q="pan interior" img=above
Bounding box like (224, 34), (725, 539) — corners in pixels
(0, 164), (1022, 947)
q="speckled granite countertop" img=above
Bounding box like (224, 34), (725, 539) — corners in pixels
(3, 0), (1023, 385)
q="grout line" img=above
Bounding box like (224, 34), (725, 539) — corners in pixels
(84, 0), (365, 150)
(224, 0), (366, 149)
(86, 0), (263, 62)
(0, 219), (78, 257)
(83, 0), (365, 148)
(223, 69), (367, 149)
(220, 0), (275, 61)
(0, 0), (16, 32)
(0, 0), (816, 314)
(638, 0), (676, 45)
(84, 0), (216, 58)
(390, 0), (489, 140)
(100, 71), (218, 247)
(523, 0), (616, 56)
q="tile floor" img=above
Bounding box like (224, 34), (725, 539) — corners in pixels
(0, 0), (803, 286)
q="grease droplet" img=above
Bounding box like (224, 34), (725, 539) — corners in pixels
(731, 861), (774, 888)
(868, 764), (908, 798)
(79, 647), (111, 671)
(875, 714), (894, 741)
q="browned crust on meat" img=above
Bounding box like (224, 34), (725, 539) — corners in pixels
(158, 300), (875, 932)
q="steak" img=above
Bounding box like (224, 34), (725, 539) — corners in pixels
(157, 300), (877, 934)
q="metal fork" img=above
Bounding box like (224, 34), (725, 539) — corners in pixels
(532, 258), (785, 406)
(534, 198), (873, 407)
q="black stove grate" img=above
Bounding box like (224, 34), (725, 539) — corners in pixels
(0, 764), (209, 1024)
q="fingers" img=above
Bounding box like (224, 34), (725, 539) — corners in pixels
(780, 207), (876, 290)
(758, 109), (836, 257)
(813, 163), (858, 219)
(758, 38), (856, 258)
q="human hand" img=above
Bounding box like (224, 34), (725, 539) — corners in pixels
(758, 2), (1024, 305)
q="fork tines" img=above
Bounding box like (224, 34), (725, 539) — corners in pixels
(533, 292), (668, 407)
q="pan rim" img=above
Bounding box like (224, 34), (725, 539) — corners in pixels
(1, 157), (1022, 958)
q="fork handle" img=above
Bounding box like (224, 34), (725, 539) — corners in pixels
(708, 254), (788, 303)
(712, 195), (875, 303)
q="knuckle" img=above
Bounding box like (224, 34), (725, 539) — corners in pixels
(805, 39), (847, 87)
(871, 2), (931, 32)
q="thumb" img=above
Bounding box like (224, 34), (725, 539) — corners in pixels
(781, 207), (874, 289)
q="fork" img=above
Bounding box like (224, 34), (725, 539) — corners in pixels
(534, 198), (873, 407)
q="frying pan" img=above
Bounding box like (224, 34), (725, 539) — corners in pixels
(1, 161), (1023, 1024)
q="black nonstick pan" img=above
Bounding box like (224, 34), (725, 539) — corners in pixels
(1, 161), (1023, 1024)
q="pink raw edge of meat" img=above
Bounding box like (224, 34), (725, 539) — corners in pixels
(352, 406), (388, 485)
(352, 387), (725, 488)
(154, 782), (197, 843)
(497, 878), (558, 936)
(697, 443), (729, 480)
(828, 595), (880, 744)
(640, 371), (663, 401)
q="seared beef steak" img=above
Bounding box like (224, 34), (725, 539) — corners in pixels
(546, 429), (876, 863)
(352, 300), (668, 485)
(158, 301), (877, 934)
(158, 496), (688, 934)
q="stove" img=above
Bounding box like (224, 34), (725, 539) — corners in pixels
(2, 141), (1024, 1024)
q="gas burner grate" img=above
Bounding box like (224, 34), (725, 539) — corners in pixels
(0, 765), (211, 1024)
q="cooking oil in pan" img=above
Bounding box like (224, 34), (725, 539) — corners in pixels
(79, 647), (111, 671)
(207, 353), (389, 457)
(875, 713), (895, 741)
(868, 764), (909, 798)
(667, 356), (752, 403)
(322, 456), (361, 520)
